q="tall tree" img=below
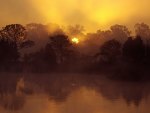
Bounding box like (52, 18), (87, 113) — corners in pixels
(0, 24), (26, 47)
(110, 24), (131, 43)
(135, 23), (150, 43)
(48, 34), (72, 64)
(123, 37), (133, 59)
(99, 39), (121, 63)
(0, 24), (34, 65)
(123, 36), (145, 61)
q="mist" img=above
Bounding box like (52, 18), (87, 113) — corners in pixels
(0, 0), (150, 32)
(1, 0), (150, 113)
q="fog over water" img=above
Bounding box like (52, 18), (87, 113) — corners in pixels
(1, 0), (150, 112)
(0, 73), (150, 113)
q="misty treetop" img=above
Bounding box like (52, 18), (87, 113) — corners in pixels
(0, 23), (150, 79)
(0, 24), (34, 69)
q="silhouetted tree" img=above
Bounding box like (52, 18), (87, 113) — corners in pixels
(123, 37), (134, 59)
(84, 25), (130, 55)
(25, 23), (49, 53)
(23, 46), (57, 72)
(98, 39), (121, 63)
(83, 30), (112, 55)
(110, 24), (131, 43)
(135, 23), (150, 43)
(0, 24), (34, 70)
(0, 38), (19, 65)
(48, 34), (72, 64)
(44, 44), (57, 65)
(20, 40), (35, 49)
(3, 24), (34, 48)
(123, 36), (145, 62)
(132, 36), (145, 61)
(1, 24), (26, 46)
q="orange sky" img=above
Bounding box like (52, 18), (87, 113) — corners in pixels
(0, 0), (150, 32)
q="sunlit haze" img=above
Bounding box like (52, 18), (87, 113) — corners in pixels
(0, 0), (150, 32)
(1, 1), (150, 113)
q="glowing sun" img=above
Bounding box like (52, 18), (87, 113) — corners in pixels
(72, 37), (79, 44)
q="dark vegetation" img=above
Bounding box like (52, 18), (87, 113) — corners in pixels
(1, 23), (150, 80)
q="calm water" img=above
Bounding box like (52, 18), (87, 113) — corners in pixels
(0, 73), (150, 113)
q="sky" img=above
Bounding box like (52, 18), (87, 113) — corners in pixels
(0, 0), (150, 32)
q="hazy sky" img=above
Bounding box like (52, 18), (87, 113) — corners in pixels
(0, 0), (150, 32)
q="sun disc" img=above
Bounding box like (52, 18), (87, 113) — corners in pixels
(72, 37), (79, 44)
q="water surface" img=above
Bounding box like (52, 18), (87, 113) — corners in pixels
(0, 73), (150, 113)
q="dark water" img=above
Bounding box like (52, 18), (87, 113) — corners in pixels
(0, 73), (150, 113)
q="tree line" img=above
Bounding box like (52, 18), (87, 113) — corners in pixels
(1, 23), (150, 77)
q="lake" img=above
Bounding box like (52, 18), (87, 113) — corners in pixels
(0, 73), (150, 113)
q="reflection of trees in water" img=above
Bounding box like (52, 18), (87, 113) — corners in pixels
(95, 81), (150, 106)
(24, 74), (150, 106)
(0, 75), (18, 94)
(0, 94), (25, 111)
(25, 74), (80, 102)
(0, 74), (26, 111)
(0, 73), (150, 111)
